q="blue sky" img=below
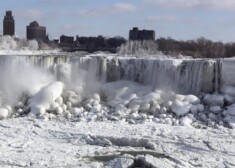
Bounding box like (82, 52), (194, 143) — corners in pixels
(1, 0), (235, 42)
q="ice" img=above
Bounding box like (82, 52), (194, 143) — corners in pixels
(105, 157), (134, 168)
(171, 99), (192, 117)
(28, 82), (64, 115)
(203, 94), (224, 107)
(224, 115), (235, 128)
(180, 116), (193, 127)
(210, 106), (221, 114)
(0, 108), (9, 119)
(137, 155), (175, 168)
(184, 95), (200, 104)
(0, 49), (235, 166)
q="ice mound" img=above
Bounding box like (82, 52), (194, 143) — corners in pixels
(28, 82), (64, 116)
(1, 80), (235, 129)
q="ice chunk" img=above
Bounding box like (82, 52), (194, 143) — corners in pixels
(197, 104), (204, 112)
(175, 94), (186, 101)
(208, 113), (217, 121)
(29, 82), (64, 115)
(141, 92), (161, 104)
(105, 157), (134, 168)
(224, 115), (235, 128)
(190, 105), (198, 114)
(210, 106), (221, 114)
(139, 103), (151, 112)
(102, 80), (151, 107)
(0, 108), (9, 119)
(184, 95), (200, 105)
(180, 116), (193, 127)
(203, 94), (224, 107)
(224, 94), (234, 105)
(171, 99), (192, 117)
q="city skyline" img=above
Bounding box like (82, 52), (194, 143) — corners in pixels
(1, 0), (235, 42)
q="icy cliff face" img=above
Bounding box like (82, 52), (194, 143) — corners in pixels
(0, 53), (229, 100)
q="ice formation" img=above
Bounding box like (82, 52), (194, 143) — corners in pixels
(0, 35), (38, 51)
(0, 47), (234, 130)
(0, 49), (235, 167)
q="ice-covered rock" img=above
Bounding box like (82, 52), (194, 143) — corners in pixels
(150, 102), (161, 113)
(180, 116), (193, 127)
(128, 104), (140, 112)
(203, 94), (224, 107)
(190, 105), (198, 114)
(141, 92), (161, 104)
(184, 95), (200, 105)
(175, 94), (186, 101)
(139, 103), (151, 112)
(224, 115), (235, 128)
(102, 80), (151, 107)
(0, 108), (9, 119)
(208, 113), (217, 121)
(224, 95), (234, 105)
(92, 93), (101, 102)
(210, 106), (221, 114)
(55, 106), (63, 115)
(28, 82), (64, 115)
(224, 104), (235, 116)
(55, 96), (63, 105)
(160, 107), (167, 113)
(197, 104), (204, 112)
(171, 99), (192, 117)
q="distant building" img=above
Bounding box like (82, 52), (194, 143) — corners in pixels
(27, 21), (47, 42)
(129, 27), (155, 41)
(3, 11), (15, 36)
(76, 35), (105, 48)
(60, 35), (74, 45)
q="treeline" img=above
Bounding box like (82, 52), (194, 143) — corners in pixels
(156, 37), (235, 58)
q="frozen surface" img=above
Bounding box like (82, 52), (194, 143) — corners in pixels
(0, 117), (234, 167)
(0, 50), (235, 167)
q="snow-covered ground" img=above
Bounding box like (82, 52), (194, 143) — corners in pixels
(0, 37), (235, 167)
(0, 117), (235, 168)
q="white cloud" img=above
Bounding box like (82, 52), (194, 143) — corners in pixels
(146, 15), (198, 25)
(114, 3), (136, 11)
(15, 10), (43, 20)
(143, 0), (235, 10)
(147, 15), (179, 22)
(58, 3), (137, 18)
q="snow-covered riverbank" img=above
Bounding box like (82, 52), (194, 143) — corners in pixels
(0, 117), (234, 167)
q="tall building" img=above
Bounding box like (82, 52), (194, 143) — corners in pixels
(3, 11), (15, 36)
(129, 27), (155, 41)
(26, 21), (47, 42)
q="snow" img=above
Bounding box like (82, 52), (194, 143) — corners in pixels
(28, 82), (64, 115)
(0, 108), (9, 119)
(0, 51), (235, 167)
(0, 117), (234, 167)
(171, 99), (192, 117)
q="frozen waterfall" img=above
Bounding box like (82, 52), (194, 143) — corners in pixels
(0, 53), (232, 97)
